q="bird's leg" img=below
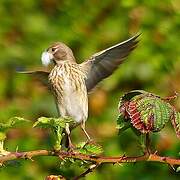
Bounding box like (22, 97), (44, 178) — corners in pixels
(65, 123), (74, 151)
(80, 121), (91, 143)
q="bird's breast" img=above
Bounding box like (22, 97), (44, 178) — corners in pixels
(49, 63), (88, 122)
(49, 63), (87, 95)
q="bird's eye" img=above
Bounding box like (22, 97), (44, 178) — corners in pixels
(51, 48), (56, 52)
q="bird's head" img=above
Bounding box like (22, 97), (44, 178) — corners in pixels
(41, 42), (75, 66)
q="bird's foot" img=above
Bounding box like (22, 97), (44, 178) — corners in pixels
(84, 138), (96, 146)
(67, 143), (76, 153)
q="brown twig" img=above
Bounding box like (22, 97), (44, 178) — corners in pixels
(0, 150), (180, 179)
(73, 163), (100, 180)
(162, 91), (179, 101)
(0, 149), (180, 166)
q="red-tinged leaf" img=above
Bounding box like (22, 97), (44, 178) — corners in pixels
(118, 90), (180, 137)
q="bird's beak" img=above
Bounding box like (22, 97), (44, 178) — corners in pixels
(41, 51), (53, 66)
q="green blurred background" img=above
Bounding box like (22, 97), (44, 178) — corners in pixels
(0, 0), (180, 179)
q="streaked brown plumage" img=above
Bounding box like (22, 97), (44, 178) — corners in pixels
(21, 34), (140, 149)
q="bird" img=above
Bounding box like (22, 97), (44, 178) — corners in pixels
(21, 34), (139, 150)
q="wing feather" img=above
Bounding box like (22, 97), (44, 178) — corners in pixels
(82, 34), (140, 91)
(18, 70), (50, 88)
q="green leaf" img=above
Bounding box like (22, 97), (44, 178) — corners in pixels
(0, 117), (30, 132)
(33, 117), (74, 129)
(33, 117), (74, 150)
(85, 143), (103, 154)
(131, 126), (141, 136)
(152, 98), (172, 132)
(77, 142), (103, 155)
(171, 112), (180, 138)
(176, 166), (180, 172)
(119, 90), (147, 102)
(9, 116), (31, 127)
(118, 90), (180, 136)
(132, 95), (172, 132)
(0, 132), (6, 141)
(116, 115), (131, 134)
(76, 141), (86, 149)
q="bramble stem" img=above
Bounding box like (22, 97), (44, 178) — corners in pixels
(73, 163), (100, 180)
(0, 149), (179, 166)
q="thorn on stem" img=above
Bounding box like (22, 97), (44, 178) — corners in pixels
(89, 164), (97, 169)
(58, 155), (65, 161)
(163, 92), (179, 101)
(153, 150), (158, 155)
(122, 154), (126, 159)
(24, 154), (34, 161)
(169, 164), (176, 171)
(29, 157), (34, 162)
(116, 162), (123, 166)
(161, 157), (166, 161)
(0, 162), (4, 167)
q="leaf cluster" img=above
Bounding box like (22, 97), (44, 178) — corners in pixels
(117, 90), (180, 138)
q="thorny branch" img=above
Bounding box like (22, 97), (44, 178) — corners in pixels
(0, 149), (180, 166)
(0, 149), (180, 179)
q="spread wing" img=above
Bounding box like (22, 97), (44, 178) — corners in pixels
(82, 34), (140, 92)
(17, 70), (50, 88)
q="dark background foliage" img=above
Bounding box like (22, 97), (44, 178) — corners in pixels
(0, 0), (180, 179)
